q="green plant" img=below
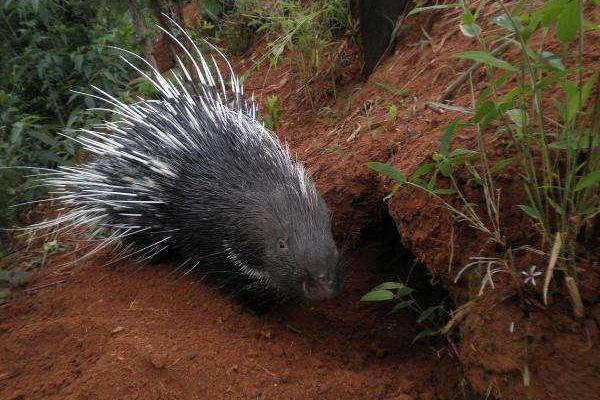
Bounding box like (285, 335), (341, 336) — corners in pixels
(0, 0), (141, 238)
(42, 240), (61, 253)
(386, 104), (399, 122)
(263, 95), (283, 130)
(369, 0), (600, 313)
(220, 0), (357, 103)
(361, 281), (448, 342)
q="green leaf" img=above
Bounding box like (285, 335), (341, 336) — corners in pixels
(360, 289), (395, 302)
(575, 171), (600, 191)
(411, 163), (435, 181)
(506, 109), (528, 127)
(386, 104), (399, 121)
(408, 4), (460, 16)
(557, 0), (581, 43)
(372, 282), (414, 297)
(413, 328), (435, 343)
(43, 240), (60, 253)
(474, 100), (497, 124)
(564, 81), (580, 122)
(366, 162), (406, 183)
(30, 131), (58, 146)
(461, 9), (475, 24)
(492, 12), (518, 32)
(540, 0), (569, 27)
(433, 188), (456, 195)
(35, 150), (64, 164)
(458, 51), (518, 72)
(373, 282), (404, 290)
(438, 160), (452, 177)
(396, 286), (415, 297)
(459, 23), (481, 38)
(440, 117), (461, 157)
(417, 305), (442, 323)
(73, 54), (84, 71)
(467, 164), (483, 185)
(490, 158), (513, 174)
(390, 300), (414, 314)
(547, 197), (564, 215)
(581, 73), (599, 106)
(518, 204), (542, 220)
(541, 51), (566, 71)
(427, 170), (438, 190)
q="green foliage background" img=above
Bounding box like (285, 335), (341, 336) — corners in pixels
(0, 0), (141, 237)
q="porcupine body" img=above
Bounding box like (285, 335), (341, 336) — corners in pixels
(30, 23), (341, 302)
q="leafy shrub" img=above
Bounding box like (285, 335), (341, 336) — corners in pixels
(0, 0), (140, 235)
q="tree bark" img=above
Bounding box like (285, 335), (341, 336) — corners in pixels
(147, 0), (185, 72)
(127, 0), (157, 68)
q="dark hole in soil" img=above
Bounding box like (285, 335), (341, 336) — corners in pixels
(360, 208), (450, 312)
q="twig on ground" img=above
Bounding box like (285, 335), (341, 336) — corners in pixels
(24, 280), (66, 292)
(542, 233), (562, 305)
(438, 41), (511, 101)
(564, 276), (584, 318)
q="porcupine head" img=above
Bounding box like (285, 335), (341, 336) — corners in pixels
(27, 20), (342, 303)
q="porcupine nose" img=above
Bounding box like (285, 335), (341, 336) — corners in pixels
(303, 273), (339, 301)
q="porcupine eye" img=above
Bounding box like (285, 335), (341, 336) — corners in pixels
(277, 231), (289, 251)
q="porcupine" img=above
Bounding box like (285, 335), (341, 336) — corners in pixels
(28, 22), (342, 303)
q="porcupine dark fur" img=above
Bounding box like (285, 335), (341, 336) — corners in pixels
(27, 20), (342, 303)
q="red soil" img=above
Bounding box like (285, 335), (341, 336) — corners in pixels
(1, 245), (461, 400)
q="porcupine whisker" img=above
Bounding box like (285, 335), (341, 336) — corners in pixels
(53, 232), (122, 269)
(26, 216), (106, 241)
(104, 242), (136, 266)
(99, 229), (162, 267)
(23, 212), (104, 234)
(119, 238), (174, 277)
(195, 269), (235, 284)
(155, 25), (209, 92)
(167, 257), (192, 278)
(10, 194), (81, 209)
(179, 261), (201, 279)
(137, 243), (170, 265)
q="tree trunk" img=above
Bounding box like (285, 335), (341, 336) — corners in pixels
(127, 0), (157, 68)
(358, 0), (410, 76)
(147, 0), (185, 72)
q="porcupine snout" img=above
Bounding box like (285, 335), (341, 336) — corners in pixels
(237, 183), (342, 303)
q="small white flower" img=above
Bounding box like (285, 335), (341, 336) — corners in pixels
(521, 265), (542, 286)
